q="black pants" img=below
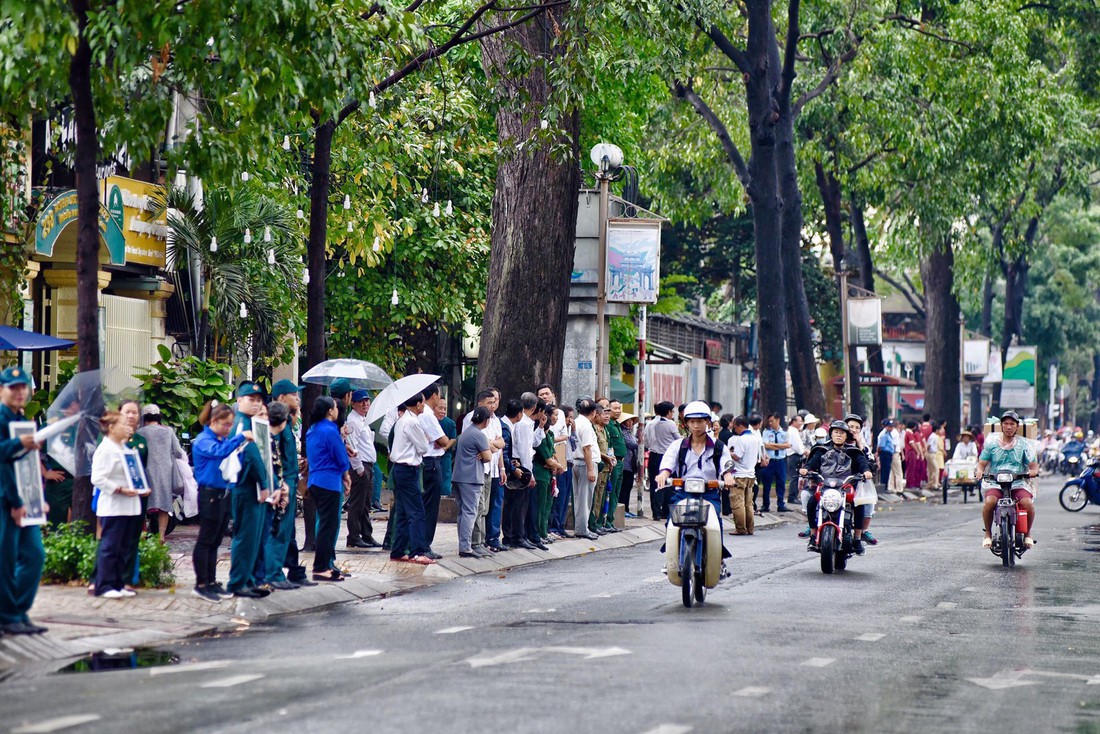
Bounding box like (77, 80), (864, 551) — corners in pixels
(95, 515), (136, 594)
(303, 491), (317, 550)
(347, 464), (375, 543)
(648, 452), (667, 520)
(422, 457), (442, 549)
(621, 470), (635, 512)
(122, 495), (148, 583)
(502, 487), (528, 545)
(312, 487), (342, 573)
(192, 487), (230, 587)
(787, 456), (802, 503)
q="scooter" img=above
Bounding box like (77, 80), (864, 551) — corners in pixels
(805, 471), (860, 575)
(1059, 457), (1100, 512)
(665, 478), (723, 608)
(982, 472), (1032, 567)
(1060, 452), (1082, 477)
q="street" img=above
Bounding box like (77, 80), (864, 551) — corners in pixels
(3, 477), (1099, 734)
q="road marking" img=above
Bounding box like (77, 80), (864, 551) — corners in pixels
(899, 615), (923, 623)
(640, 725), (693, 734)
(967, 670), (1036, 690)
(591, 592), (617, 598)
(12, 715), (102, 733)
(801, 657), (835, 668)
(732, 686), (770, 697)
(467, 646), (631, 668)
(643, 576), (666, 584)
(200, 674), (265, 688)
(335, 650), (384, 659)
(524, 608), (557, 613)
(435, 626), (474, 634)
(961, 587), (979, 592)
(937, 602), (958, 609)
(855, 633), (885, 642)
(149, 660), (232, 676)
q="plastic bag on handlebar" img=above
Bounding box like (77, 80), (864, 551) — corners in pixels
(853, 479), (878, 507)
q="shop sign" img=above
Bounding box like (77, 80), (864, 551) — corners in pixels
(35, 189), (126, 265)
(103, 176), (167, 267)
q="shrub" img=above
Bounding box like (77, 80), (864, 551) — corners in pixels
(136, 532), (176, 588)
(41, 522), (176, 588)
(134, 346), (234, 436)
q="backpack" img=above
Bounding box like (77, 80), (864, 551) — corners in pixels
(676, 437), (723, 480)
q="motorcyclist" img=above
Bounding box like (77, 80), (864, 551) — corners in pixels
(978, 411), (1038, 549)
(655, 401), (735, 570)
(1062, 430), (1087, 462)
(845, 413), (879, 546)
(800, 420), (873, 555)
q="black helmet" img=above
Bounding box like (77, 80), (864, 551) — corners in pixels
(1001, 411), (1021, 425)
(829, 419), (853, 437)
(844, 413), (864, 427)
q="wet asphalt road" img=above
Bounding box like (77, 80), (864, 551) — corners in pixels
(3, 476), (1100, 734)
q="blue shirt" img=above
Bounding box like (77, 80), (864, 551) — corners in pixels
(305, 419), (350, 492)
(192, 426), (247, 489)
(877, 428), (896, 454)
(764, 427), (789, 459)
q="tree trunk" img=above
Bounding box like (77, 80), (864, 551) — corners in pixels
(1090, 352), (1100, 433)
(919, 239), (961, 438)
(742, 0), (788, 417)
(303, 120), (335, 423)
(970, 270), (994, 426)
(992, 253), (1028, 416)
(851, 201), (885, 430)
(777, 116), (824, 415)
(477, 10), (580, 401)
(69, 0), (99, 528)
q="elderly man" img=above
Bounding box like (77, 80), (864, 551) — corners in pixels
(419, 385), (454, 558)
(346, 389), (382, 549)
(465, 388), (507, 553)
(786, 414), (807, 505)
(597, 398), (626, 532)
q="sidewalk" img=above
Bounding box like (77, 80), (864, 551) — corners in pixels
(0, 499), (797, 673)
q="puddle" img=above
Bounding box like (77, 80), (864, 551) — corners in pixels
(1079, 525), (1100, 553)
(54, 648), (180, 675)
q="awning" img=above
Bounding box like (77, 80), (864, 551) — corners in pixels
(611, 376), (635, 403)
(0, 326), (75, 352)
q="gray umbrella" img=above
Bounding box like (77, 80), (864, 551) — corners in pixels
(301, 359), (393, 390)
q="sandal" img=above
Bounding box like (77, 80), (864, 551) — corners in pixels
(408, 555), (436, 565)
(1024, 536), (1035, 548)
(982, 537), (992, 549)
(312, 572), (343, 582)
(390, 555), (410, 562)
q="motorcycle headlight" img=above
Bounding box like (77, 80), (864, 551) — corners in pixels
(821, 489), (844, 513)
(684, 478), (706, 494)
(995, 471), (1014, 484)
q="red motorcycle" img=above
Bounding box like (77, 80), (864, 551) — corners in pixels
(804, 471), (861, 574)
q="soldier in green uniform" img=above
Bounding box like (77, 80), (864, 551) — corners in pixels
(232, 381), (265, 435)
(0, 366), (48, 635)
(532, 408), (559, 542)
(599, 399), (627, 533)
(590, 405), (612, 535)
(227, 410), (271, 599)
(265, 381), (313, 588)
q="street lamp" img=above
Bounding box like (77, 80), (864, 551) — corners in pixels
(591, 142), (624, 400)
(837, 254), (855, 415)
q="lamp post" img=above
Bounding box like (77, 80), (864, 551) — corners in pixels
(838, 258), (851, 416)
(591, 142), (623, 401)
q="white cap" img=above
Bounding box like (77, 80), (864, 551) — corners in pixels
(683, 401), (711, 420)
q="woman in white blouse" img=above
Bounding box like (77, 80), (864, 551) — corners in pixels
(91, 411), (148, 599)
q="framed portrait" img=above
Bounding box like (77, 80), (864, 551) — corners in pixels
(9, 421), (46, 526)
(122, 448), (151, 496)
(252, 418), (275, 499)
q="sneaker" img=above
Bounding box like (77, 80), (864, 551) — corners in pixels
(798, 526), (812, 539)
(853, 538), (865, 556)
(862, 531), (878, 546)
(192, 586), (223, 603)
(100, 590), (126, 599)
(719, 562), (731, 580)
(208, 583), (233, 599)
(119, 589), (137, 598)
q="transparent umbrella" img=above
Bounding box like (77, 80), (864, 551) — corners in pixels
(302, 359), (393, 391)
(365, 374), (440, 430)
(44, 369), (106, 476)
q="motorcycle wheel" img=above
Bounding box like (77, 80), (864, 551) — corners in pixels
(835, 549), (847, 571)
(681, 537), (696, 608)
(694, 564), (707, 604)
(942, 476), (949, 505)
(1059, 484), (1088, 512)
(1000, 514), (1013, 568)
(820, 526), (836, 575)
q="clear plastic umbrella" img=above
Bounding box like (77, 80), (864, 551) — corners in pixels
(365, 374), (440, 430)
(301, 359), (392, 390)
(44, 369), (106, 476)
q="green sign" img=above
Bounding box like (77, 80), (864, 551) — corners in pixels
(34, 189), (126, 266)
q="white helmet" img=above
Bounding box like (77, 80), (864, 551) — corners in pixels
(683, 401), (711, 420)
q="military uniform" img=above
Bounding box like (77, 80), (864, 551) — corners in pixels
(590, 423), (610, 533)
(265, 417), (304, 585)
(601, 418), (627, 530)
(532, 430), (556, 540)
(0, 367), (47, 634)
(227, 440), (269, 595)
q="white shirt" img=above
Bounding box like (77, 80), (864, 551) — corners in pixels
(390, 410), (430, 466)
(378, 408), (399, 449)
(953, 441), (978, 461)
(573, 414), (598, 464)
(787, 428), (805, 457)
(419, 410), (446, 458)
(727, 432), (762, 478)
(346, 410), (377, 472)
(513, 414), (536, 471)
(91, 438), (142, 517)
(927, 433), (942, 455)
(551, 410), (568, 442)
(658, 438), (732, 481)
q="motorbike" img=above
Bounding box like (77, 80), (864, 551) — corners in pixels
(1059, 457), (1100, 512)
(1039, 446), (1060, 475)
(805, 471), (860, 574)
(665, 478), (723, 608)
(1060, 452), (1083, 476)
(982, 471), (1032, 567)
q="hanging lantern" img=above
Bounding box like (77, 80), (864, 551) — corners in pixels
(420, 188), (429, 204)
(241, 171), (249, 182)
(432, 201), (440, 217)
(445, 200), (453, 216)
(369, 90), (377, 108)
(302, 269), (310, 285)
(209, 236), (218, 252)
(343, 194), (351, 210)
(296, 208), (304, 219)
(347, 221), (354, 233)
(391, 288), (399, 306)
(373, 236), (381, 252)
(264, 226), (272, 243)
(239, 302), (248, 318)
(244, 228), (252, 244)
(267, 249), (276, 265)
(282, 135), (291, 151)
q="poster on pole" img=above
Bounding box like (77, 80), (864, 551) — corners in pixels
(847, 297), (882, 346)
(963, 339), (991, 376)
(9, 421), (46, 526)
(1001, 345), (1037, 409)
(606, 220), (661, 304)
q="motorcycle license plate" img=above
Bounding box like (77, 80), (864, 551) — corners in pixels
(997, 498), (1015, 507)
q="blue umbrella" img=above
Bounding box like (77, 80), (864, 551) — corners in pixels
(0, 325), (74, 351)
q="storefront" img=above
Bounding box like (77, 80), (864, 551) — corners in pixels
(25, 175), (175, 392)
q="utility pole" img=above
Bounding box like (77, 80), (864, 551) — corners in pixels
(591, 143), (623, 400)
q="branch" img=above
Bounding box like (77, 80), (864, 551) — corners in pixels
(701, 24), (752, 76)
(672, 80), (751, 189)
(875, 268), (926, 319)
(792, 44), (858, 115)
(881, 14), (976, 52)
(777, 0), (801, 106)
